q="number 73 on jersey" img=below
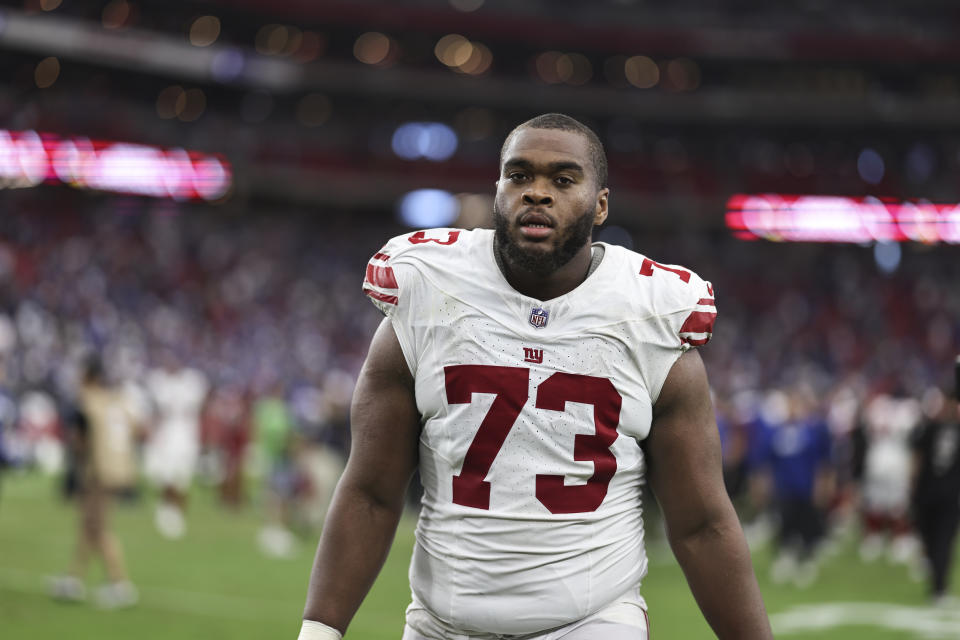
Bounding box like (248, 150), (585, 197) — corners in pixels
(444, 364), (622, 515)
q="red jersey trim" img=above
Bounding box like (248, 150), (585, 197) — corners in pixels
(365, 263), (399, 289)
(679, 310), (717, 335)
(364, 288), (398, 306)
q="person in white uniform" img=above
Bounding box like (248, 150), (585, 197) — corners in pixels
(298, 114), (772, 639)
(144, 349), (209, 538)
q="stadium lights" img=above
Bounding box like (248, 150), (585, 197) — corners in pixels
(391, 122), (458, 161)
(398, 189), (459, 228)
(0, 9), (300, 91)
(726, 194), (960, 244)
(0, 129), (232, 201)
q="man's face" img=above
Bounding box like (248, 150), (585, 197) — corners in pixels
(494, 128), (608, 276)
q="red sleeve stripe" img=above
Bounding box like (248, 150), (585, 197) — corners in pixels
(680, 310), (717, 335)
(697, 298), (715, 306)
(373, 252), (390, 262)
(364, 288), (398, 306)
(681, 336), (711, 346)
(365, 263), (399, 289)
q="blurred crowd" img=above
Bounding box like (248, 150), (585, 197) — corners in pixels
(0, 192), (958, 600)
(0, 191), (384, 556)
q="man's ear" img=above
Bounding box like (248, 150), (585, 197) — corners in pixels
(594, 188), (609, 225)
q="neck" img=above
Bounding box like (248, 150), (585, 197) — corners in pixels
(494, 240), (594, 300)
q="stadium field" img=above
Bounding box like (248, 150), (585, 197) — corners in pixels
(1, 472), (958, 639)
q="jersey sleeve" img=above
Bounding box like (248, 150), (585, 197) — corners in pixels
(674, 275), (716, 349)
(362, 247), (401, 317)
(362, 231), (455, 377)
(636, 261), (717, 403)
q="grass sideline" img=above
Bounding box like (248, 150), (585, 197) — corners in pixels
(1, 471), (958, 639)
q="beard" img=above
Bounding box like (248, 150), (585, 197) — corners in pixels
(493, 201), (596, 277)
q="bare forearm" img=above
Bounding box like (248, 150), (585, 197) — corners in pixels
(670, 513), (772, 640)
(302, 482), (406, 634)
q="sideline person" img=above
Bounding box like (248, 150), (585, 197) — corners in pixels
(50, 357), (139, 608)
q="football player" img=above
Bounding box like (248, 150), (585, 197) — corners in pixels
(143, 347), (209, 539)
(298, 114), (772, 639)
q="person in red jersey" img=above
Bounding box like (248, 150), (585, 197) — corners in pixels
(298, 114), (772, 639)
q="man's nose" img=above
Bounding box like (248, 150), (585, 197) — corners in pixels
(522, 189), (553, 206)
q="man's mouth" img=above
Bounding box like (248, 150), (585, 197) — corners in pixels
(518, 211), (554, 240)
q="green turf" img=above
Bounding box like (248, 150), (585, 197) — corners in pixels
(1, 471), (958, 639)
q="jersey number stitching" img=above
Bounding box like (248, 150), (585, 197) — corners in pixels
(444, 365), (622, 514)
(639, 257), (691, 283)
(408, 230), (461, 245)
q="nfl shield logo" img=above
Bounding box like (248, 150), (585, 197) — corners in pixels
(529, 307), (549, 329)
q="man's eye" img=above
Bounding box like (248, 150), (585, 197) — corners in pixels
(556, 176), (573, 185)
(508, 173), (526, 182)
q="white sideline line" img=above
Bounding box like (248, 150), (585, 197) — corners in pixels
(771, 602), (960, 638)
(0, 567), (295, 619)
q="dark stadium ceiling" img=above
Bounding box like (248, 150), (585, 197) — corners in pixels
(203, 0), (960, 62)
(3, 1), (958, 127)
(0, 0), (959, 226)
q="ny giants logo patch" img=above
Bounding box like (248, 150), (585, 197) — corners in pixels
(523, 347), (543, 364)
(529, 307), (549, 329)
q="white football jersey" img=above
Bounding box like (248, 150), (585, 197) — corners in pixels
(146, 367), (209, 436)
(363, 228), (715, 635)
(144, 367), (209, 489)
(861, 394), (921, 512)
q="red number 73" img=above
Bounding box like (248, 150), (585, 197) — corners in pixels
(444, 365), (622, 514)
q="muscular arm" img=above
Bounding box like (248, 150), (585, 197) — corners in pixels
(645, 350), (772, 639)
(301, 318), (420, 634)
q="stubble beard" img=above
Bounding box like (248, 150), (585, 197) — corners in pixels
(493, 200), (596, 277)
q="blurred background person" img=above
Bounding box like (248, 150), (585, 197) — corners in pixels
(48, 356), (139, 608)
(143, 348), (209, 539)
(715, 393), (752, 509)
(910, 359), (960, 606)
(751, 386), (834, 587)
(857, 387), (922, 565)
(287, 371), (349, 533)
(201, 383), (252, 508)
(820, 377), (866, 549)
(252, 381), (298, 557)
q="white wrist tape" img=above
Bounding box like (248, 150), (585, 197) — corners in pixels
(298, 620), (343, 640)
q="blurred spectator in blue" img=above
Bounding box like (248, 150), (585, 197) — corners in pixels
(750, 386), (833, 587)
(911, 365), (960, 606)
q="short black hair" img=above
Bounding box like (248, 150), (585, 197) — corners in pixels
(500, 113), (608, 189)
